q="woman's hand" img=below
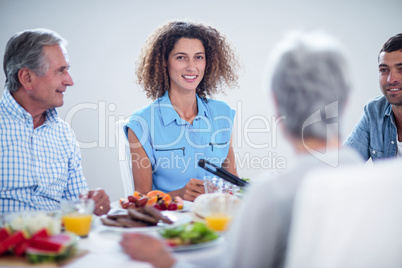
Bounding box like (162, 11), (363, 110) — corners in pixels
(171, 178), (205, 201)
(120, 233), (175, 268)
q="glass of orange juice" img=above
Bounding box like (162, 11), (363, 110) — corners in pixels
(204, 194), (238, 232)
(61, 199), (94, 238)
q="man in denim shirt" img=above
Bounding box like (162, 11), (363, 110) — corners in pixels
(345, 33), (402, 161)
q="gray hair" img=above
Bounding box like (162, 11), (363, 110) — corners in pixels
(268, 31), (351, 141)
(3, 28), (67, 93)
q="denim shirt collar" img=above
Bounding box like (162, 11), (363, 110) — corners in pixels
(384, 102), (393, 118)
(159, 91), (209, 126)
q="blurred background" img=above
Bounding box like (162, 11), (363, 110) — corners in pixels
(1, 0), (401, 201)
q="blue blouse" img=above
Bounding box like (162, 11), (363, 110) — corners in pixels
(125, 91), (235, 193)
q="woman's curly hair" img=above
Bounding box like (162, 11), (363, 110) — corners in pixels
(135, 21), (240, 100)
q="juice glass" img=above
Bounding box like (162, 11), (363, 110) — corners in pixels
(61, 199), (94, 238)
(205, 213), (232, 232)
(204, 194), (238, 232)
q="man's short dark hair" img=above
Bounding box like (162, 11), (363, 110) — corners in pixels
(380, 33), (402, 54)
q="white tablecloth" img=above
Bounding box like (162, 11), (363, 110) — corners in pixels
(66, 213), (226, 268)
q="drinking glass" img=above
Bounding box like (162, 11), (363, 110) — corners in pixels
(204, 193), (238, 232)
(61, 199), (94, 238)
(203, 176), (231, 194)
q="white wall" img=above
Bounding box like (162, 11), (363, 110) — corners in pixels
(1, 0), (401, 201)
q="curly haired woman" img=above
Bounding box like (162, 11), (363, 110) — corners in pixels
(124, 21), (240, 201)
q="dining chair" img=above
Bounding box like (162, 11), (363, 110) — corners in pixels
(285, 159), (402, 268)
(116, 119), (134, 197)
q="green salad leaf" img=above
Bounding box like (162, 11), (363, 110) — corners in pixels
(160, 222), (219, 246)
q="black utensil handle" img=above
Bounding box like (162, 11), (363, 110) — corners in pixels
(198, 159), (249, 187)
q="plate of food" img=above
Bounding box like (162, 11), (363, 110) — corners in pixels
(159, 222), (222, 251)
(99, 205), (192, 232)
(112, 190), (193, 212)
(110, 200), (192, 212)
(171, 237), (223, 251)
(0, 211), (87, 266)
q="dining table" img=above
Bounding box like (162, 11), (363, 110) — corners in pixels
(59, 202), (227, 268)
(0, 196), (233, 268)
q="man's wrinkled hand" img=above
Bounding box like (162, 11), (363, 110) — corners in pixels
(81, 188), (111, 215)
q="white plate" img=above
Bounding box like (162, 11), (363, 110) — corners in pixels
(98, 211), (192, 232)
(180, 200), (193, 212)
(110, 200), (122, 209)
(168, 237), (224, 252)
(110, 200), (193, 212)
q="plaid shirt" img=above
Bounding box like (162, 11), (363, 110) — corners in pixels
(0, 89), (88, 213)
